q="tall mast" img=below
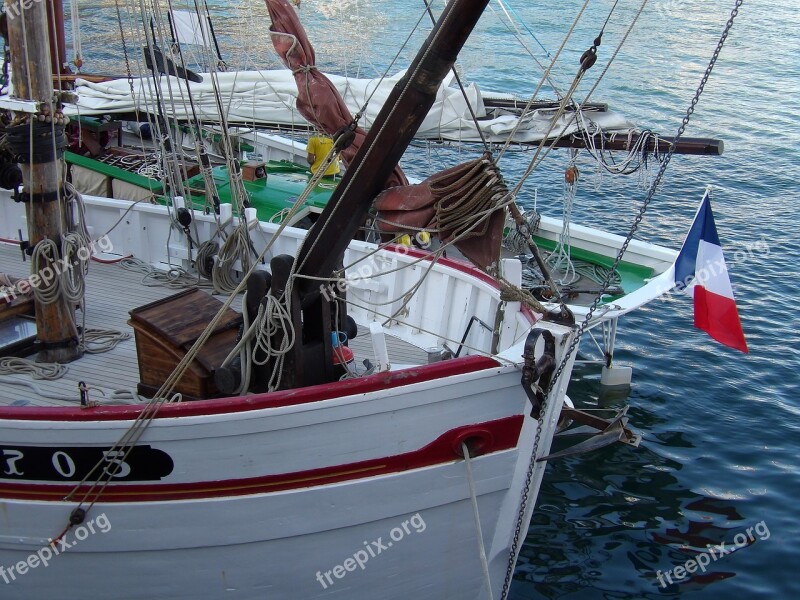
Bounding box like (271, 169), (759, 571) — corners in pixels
(6, 0), (81, 362)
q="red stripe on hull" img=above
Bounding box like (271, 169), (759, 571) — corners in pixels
(0, 415), (523, 502)
(0, 355), (500, 421)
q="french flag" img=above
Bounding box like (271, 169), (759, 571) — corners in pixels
(674, 190), (748, 353)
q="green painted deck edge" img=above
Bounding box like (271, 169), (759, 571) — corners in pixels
(65, 151), (165, 193)
(532, 235), (655, 295)
(184, 162), (334, 221)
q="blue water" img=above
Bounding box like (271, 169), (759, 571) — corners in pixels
(75, 1), (799, 597)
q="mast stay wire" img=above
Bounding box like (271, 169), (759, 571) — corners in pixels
(489, 0), (564, 99)
(494, 0), (591, 163)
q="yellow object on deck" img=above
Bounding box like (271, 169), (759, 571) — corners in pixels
(307, 136), (341, 177)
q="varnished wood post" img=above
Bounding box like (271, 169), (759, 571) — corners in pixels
(6, 0), (81, 362)
(46, 0), (72, 80)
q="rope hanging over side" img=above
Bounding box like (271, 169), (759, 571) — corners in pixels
(545, 158), (579, 286)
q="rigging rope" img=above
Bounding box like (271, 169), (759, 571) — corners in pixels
(545, 157), (579, 286)
(495, 0), (591, 163)
(463, 442), (494, 600)
(489, 0), (562, 98)
(499, 2), (745, 597)
(421, 0), (490, 152)
(0, 358), (67, 380)
(69, 0), (84, 70)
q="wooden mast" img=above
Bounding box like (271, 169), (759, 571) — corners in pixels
(6, 0), (81, 362)
(265, 0), (491, 390)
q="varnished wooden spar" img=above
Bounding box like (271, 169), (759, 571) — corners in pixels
(295, 0), (492, 288)
(6, 1), (81, 362)
(546, 133), (724, 156)
(266, 0), (491, 389)
(480, 99), (723, 155)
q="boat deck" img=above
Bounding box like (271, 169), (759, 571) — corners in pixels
(0, 243), (427, 408)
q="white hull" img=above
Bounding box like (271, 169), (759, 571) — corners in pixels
(0, 329), (574, 599)
(0, 184), (577, 598)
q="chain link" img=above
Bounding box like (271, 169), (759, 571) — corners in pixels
(499, 1), (743, 597)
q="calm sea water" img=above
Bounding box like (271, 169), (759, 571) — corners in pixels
(73, 1), (799, 597)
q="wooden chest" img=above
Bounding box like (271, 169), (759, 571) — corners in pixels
(128, 288), (242, 400)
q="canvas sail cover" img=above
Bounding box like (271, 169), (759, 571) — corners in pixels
(65, 70), (632, 144)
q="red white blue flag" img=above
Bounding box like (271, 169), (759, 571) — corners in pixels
(674, 191), (748, 353)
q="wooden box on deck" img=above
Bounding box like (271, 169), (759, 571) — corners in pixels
(128, 288), (242, 401)
(242, 160), (266, 181)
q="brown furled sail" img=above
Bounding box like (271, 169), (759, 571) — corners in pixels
(374, 156), (508, 272)
(265, 0), (407, 188)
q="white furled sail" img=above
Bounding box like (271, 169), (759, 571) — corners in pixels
(67, 69), (633, 143)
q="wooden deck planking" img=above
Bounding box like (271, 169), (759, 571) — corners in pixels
(0, 243), (427, 407)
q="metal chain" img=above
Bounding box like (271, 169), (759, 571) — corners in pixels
(499, 1), (743, 597)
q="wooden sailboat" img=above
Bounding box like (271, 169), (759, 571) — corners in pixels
(0, 0), (725, 383)
(0, 0), (582, 598)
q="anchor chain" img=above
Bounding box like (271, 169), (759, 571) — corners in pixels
(499, 1), (744, 597)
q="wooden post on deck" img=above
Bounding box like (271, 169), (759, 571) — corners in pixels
(6, 0), (82, 362)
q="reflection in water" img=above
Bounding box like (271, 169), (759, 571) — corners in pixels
(514, 377), (768, 599)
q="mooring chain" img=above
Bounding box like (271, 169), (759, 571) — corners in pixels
(499, 1), (743, 597)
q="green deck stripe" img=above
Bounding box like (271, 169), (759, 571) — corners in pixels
(532, 235), (655, 295)
(183, 162), (334, 221)
(65, 151), (165, 193)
